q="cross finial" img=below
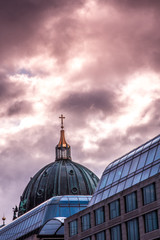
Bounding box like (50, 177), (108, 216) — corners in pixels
(59, 114), (65, 129)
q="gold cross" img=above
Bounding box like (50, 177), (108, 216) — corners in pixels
(59, 114), (65, 129)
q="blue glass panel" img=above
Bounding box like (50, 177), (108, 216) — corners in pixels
(143, 141), (151, 149)
(106, 169), (116, 185)
(99, 174), (109, 189)
(70, 207), (80, 215)
(57, 226), (64, 235)
(60, 197), (69, 205)
(102, 188), (110, 200)
(135, 146), (143, 153)
(109, 185), (118, 197)
(95, 193), (103, 204)
(119, 155), (127, 163)
(137, 152), (148, 170)
(113, 165), (123, 182)
(117, 181), (125, 193)
(154, 145), (160, 161)
(132, 172), (142, 185)
(59, 207), (70, 217)
(145, 146), (157, 166)
(127, 150), (135, 158)
(129, 156), (140, 174)
(141, 168), (150, 181)
(124, 177), (134, 189)
(121, 161), (131, 178)
(152, 136), (160, 144)
(150, 163), (160, 177)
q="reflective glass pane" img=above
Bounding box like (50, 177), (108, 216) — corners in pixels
(95, 193), (103, 204)
(124, 176), (134, 189)
(102, 188), (110, 200)
(137, 152), (148, 170)
(60, 207), (70, 217)
(150, 163), (160, 177)
(132, 172), (142, 185)
(109, 185), (118, 197)
(141, 168), (150, 181)
(121, 161), (131, 178)
(145, 146), (157, 165)
(106, 169), (116, 185)
(99, 174), (108, 190)
(152, 136), (160, 144)
(154, 145), (160, 161)
(129, 156), (140, 174)
(113, 165), (124, 182)
(117, 181), (125, 193)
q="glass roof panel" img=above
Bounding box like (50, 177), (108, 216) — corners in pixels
(89, 134), (160, 206)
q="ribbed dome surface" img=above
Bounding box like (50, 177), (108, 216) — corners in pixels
(18, 159), (99, 216)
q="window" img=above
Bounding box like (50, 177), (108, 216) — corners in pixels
(126, 218), (139, 240)
(95, 231), (106, 240)
(69, 219), (78, 237)
(143, 183), (156, 205)
(144, 211), (158, 233)
(110, 224), (121, 240)
(109, 199), (120, 219)
(125, 192), (137, 213)
(95, 207), (105, 225)
(81, 213), (91, 231)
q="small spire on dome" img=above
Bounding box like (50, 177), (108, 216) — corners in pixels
(55, 115), (71, 161)
(2, 215), (6, 226)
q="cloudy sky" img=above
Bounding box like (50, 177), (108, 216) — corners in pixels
(0, 0), (160, 223)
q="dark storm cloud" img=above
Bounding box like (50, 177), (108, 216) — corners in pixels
(58, 90), (121, 116)
(0, 73), (25, 103)
(0, 0), (85, 65)
(7, 100), (33, 116)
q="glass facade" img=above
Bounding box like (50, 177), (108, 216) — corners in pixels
(144, 211), (158, 233)
(83, 237), (91, 240)
(0, 195), (91, 240)
(81, 213), (91, 231)
(126, 218), (139, 240)
(143, 183), (156, 205)
(89, 135), (160, 206)
(125, 192), (137, 213)
(95, 231), (106, 240)
(95, 207), (105, 225)
(69, 220), (78, 236)
(110, 224), (121, 240)
(109, 199), (120, 219)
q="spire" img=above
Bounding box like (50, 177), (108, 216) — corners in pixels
(2, 215), (6, 226)
(55, 115), (71, 161)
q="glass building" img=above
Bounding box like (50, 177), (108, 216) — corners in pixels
(65, 134), (160, 240)
(0, 195), (92, 240)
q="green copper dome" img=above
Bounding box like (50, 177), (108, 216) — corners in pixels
(18, 115), (99, 216)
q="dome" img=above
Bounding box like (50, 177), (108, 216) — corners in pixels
(18, 115), (99, 216)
